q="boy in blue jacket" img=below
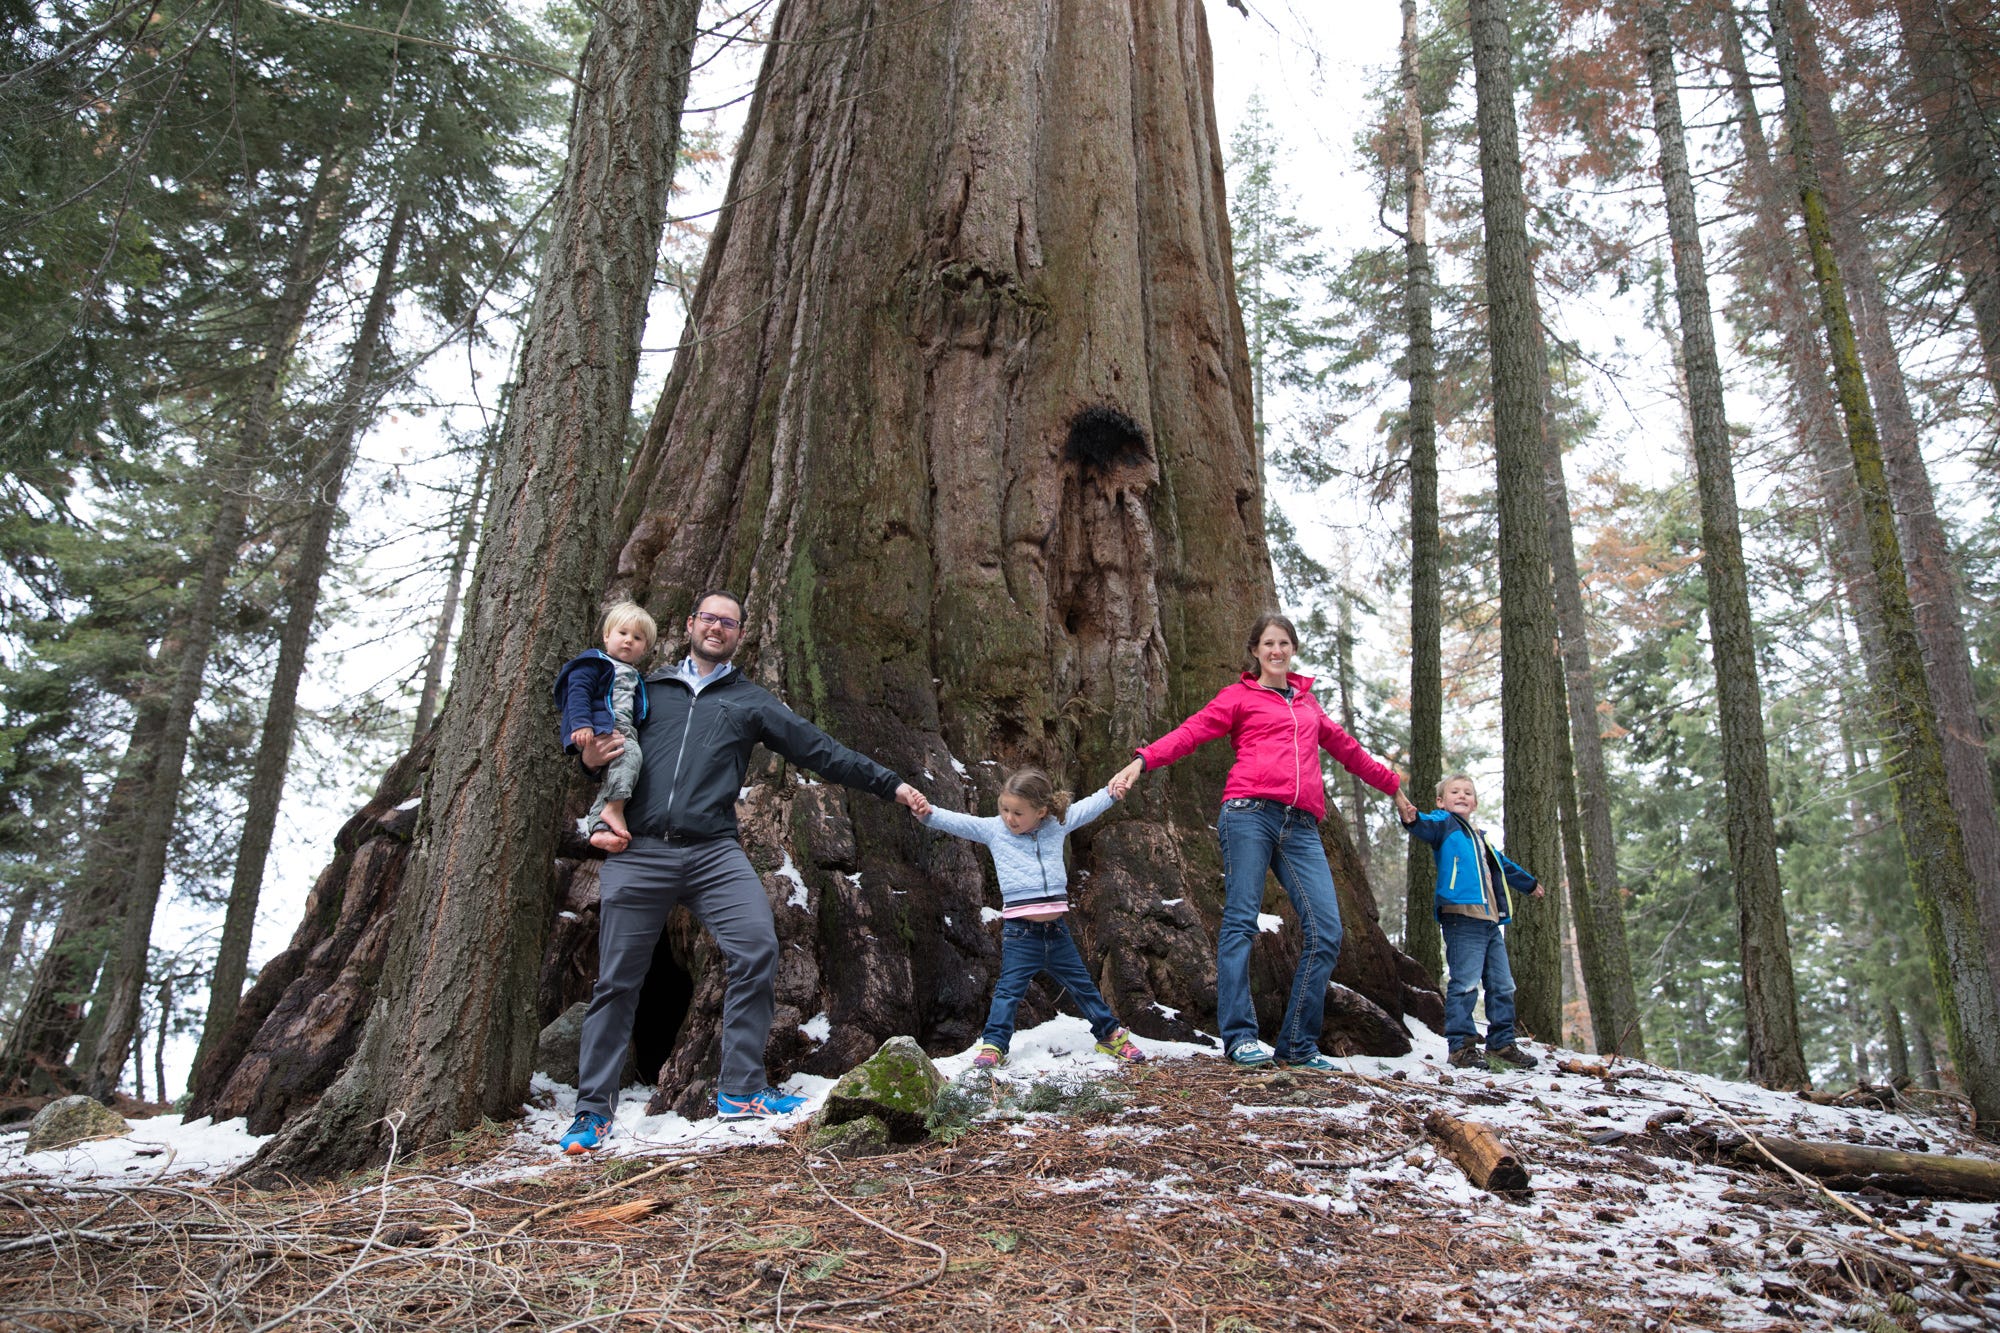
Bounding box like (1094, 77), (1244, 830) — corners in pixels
(553, 602), (655, 852)
(1402, 773), (1544, 1070)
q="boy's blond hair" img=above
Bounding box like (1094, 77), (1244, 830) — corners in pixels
(1436, 772), (1477, 801)
(601, 601), (658, 649)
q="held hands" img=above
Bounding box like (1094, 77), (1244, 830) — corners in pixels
(1108, 758), (1144, 800)
(1393, 778), (1419, 825)
(895, 783), (932, 819)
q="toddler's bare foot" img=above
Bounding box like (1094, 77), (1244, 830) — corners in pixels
(600, 801), (630, 840)
(589, 827), (629, 853)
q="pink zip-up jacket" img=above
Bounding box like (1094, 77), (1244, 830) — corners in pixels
(1135, 671), (1400, 819)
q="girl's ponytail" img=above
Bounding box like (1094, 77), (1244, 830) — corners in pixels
(1001, 767), (1070, 821)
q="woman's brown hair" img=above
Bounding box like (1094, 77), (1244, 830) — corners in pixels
(1000, 767), (1072, 821)
(1244, 613), (1299, 676)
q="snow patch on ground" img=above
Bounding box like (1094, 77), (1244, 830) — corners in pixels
(0, 1114), (269, 1185)
(1256, 913), (1284, 933)
(774, 852), (808, 909)
(800, 1012), (831, 1044)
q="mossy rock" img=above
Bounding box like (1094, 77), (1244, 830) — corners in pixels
(819, 1036), (945, 1141)
(24, 1096), (131, 1153)
(807, 1114), (893, 1158)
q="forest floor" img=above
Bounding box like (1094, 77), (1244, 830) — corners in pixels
(3, 1019), (1999, 1331)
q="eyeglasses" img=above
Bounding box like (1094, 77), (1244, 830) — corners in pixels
(693, 611), (741, 631)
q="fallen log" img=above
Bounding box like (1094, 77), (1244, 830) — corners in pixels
(1733, 1136), (2000, 1201)
(1557, 1058), (1609, 1078)
(1425, 1110), (1530, 1191)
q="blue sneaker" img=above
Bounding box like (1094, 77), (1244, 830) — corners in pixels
(1228, 1039), (1276, 1067)
(1279, 1051), (1339, 1073)
(716, 1087), (807, 1120)
(559, 1111), (610, 1155)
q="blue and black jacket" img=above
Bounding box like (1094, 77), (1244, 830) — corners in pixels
(553, 649), (649, 754)
(1406, 809), (1539, 924)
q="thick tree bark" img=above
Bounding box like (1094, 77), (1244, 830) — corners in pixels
(1893, 0), (2000, 404)
(603, 0), (1434, 1114)
(84, 158), (341, 1098)
(1771, 0), (2000, 1128)
(196, 197), (414, 1072)
(1466, 0), (1564, 1043)
(1641, 0), (1804, 1087)
(1792, 30), (2000, 1002)
(1400, 0), (1444, 986)
(240, 0), (702, 1181)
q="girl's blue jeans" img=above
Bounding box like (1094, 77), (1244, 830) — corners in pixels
(1216, 799), (1343, 1061)
(982, 918), (1120, 1051)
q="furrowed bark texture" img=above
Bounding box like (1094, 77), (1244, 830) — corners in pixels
(1643, 0), (1803, 1087)
(199, 196), (411, 1069)
(1794, 27), (2000, 1002)
(608, 0), (1433, 1115)
(239, 0), (700, 1181)
(1467, 0), (1564, 1042)
(1400, 0), (1444, 985)
(1772, 0), (2000, 1128)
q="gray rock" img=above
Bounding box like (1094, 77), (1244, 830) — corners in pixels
(536, 1002), (589, 1086)
(807, 1114), (892, 1158)
(24, 1096), (130, 1153)
(818, 1035), (945, 1141)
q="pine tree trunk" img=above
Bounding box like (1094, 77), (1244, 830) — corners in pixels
(1794, 33), (2000, 1002)
(412, 434), (491, 742)
(1540, 381), (1645, 1059)
(1772, 0), (2000, 1128)
(1551, 669), (1594, 1049)
(0, 880), (37, 995)
(1467, 0), (1564, 1043)
(83, 158), (341, 1098)
(196, 197), (413, 1072)
(239, 0), (702, 1181)
(1642, 0), (1804, 1087)
(1893, 0), (2000, 404)
(1884, 1000), (1911, 1083)
(1400, 0), (1443, 986)
(0, 686), (167, 1090)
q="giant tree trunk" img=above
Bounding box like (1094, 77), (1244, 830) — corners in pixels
(196, 196), (413, 1072)
(603, 0), (1436, 1114)
(1399, 0), (1443, 986)
(238, 0), (702, 1181)
(1771, 0), (2000, 1128)
(1466, 0), (1564, 1042)
(84, 156), (342, 1098)
(1642, 0), (1803, 1087)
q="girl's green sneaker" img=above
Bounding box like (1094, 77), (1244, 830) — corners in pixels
(1095, 1029), (1147, 1063)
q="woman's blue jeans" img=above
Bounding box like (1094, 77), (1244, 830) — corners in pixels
(1216, 799), (1343, 1060)
(982, 917), (1121, 1051)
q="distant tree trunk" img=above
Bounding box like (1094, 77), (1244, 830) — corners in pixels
(1642, 0), (1804, 1087)
(1794, 30), (2000, 1001)
(1772, 0), (2000, 1128)
(1467, 0), (1564, 1042)
(1539, 370), (1644, 1059)
(1914, 1014), (1941, 1090)
(1884, 1000), (1911, 1083)
(241, 0), (703, 1181)
(0, 689), (166, 1090)
(0, 881), (37, 993)
(153, 973), (172, 1104)
(1336, 581), (1367, 846)
(1551, 671), (1593, 1050)
(84, 158), (341, 1098)
(196, 195), (414, 1072)
(1400, 0), (1444, 986)
(412, 433), (492, 741)
(1893, 0), (2000, 403)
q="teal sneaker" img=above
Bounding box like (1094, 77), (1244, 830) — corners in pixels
(559, 1111), (611, 1154)
(717, 1087), (807, 1120)
(1279, 1051), (1339, 1073)
(1228, 1039), (1276, 1067)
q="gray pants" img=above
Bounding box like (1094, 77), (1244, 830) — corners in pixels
(577, 836), (777, 1114)
(587, 667), (644, 829)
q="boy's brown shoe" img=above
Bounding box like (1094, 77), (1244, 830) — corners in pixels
(1447, 1046), (1486, 1069)
(1488, 1044), (1539, 1069)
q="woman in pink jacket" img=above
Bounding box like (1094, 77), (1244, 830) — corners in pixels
(1111, 614), (1417, 1070)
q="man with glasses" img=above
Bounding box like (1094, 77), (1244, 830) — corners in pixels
(558, 591), (932, 1151)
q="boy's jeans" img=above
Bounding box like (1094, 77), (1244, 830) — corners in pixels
(1440, 914), (1517, 1052)
(1216, 799), (1343, 1061)
(982, 918), (1120, 1050)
